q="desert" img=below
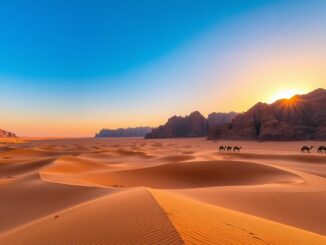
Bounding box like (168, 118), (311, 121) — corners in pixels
(0, 137), (325, 244)
(1, 1), (326, 244)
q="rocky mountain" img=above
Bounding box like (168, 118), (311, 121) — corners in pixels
(208, 88), (326, 140)
(207, 112), (239, 128)
(0, 129), (17, 138)
(95, 127), (152, 138)
(145, 111), (208, 138)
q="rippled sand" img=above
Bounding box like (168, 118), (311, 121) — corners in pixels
(0, 137), (325, 244)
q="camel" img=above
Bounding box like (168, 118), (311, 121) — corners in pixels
(226, 146), (233, 152)
(233, 146), (241, 152)
(219, 146), (225, 152)
(301, 146), (314, 153)
(318, 145), (326, 154)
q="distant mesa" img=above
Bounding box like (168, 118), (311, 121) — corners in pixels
(95, 127), (152, 138)
(145, 111), (237, 139)
(208, 88), (326, 140)
(0, 129), (17, 138)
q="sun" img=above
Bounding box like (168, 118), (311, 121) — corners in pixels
(268, 89), (304, 103)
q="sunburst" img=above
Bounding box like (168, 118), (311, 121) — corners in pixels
(269, 89), (304, 103)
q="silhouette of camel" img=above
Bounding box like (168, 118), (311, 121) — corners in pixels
(233, 146), (241, 152)
(301, 146), (314, 153)
(226, 146), (233, 152)
(219, 146), (225, 152)
(318, 145), (326, 154)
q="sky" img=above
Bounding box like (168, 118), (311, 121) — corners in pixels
(0, 0), (325, 137)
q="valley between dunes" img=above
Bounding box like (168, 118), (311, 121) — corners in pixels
(0, 137), (326, 244)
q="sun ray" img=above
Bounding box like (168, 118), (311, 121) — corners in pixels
(268, 89), (305, 103)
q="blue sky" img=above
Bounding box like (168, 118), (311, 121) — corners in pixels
(0, 0), (267, 79)
(0, 0), (325, 136)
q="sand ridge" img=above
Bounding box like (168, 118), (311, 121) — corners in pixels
(0, 188), (184, 245)
(150, 189), (326, 245)
(42, 160), (302, 189)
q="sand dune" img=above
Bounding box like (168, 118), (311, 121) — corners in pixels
(160, 154), (195, 162)
(0, 171), (110, 233)
(42, 160), (302, 189)
(43, 156), (107, 174)
(0, 188), (183, 245)
(175, 187), (326, 235)
(0, 137), (325, 244)
(0, 148), (64, 159)
(218, 152), (326, 164)
(113, 148), (153, 158)
(0, 145), (14, 153)
(151, 189), (326, 245)
(0, 158), (56, 178)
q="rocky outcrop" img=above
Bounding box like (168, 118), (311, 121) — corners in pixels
(145, 111), (208, 138)
(207, 111), (240, 140)
(95, 127), (152, 138)
(208, 88), (326, 140)
(0, 129), (17, 138)
(207, 112), (239, 128)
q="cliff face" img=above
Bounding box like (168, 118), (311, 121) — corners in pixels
(208, 88), (326, 140)
(207, 112), (239, 128)
(95, 127), (152, 138)
(0, 129), (17, 138)
(145, 111), (208, 139)
(207, 112), (239, 140)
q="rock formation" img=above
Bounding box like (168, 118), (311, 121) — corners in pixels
(145, 111), (208, 138)
(0, 129), (17, 138)
(95, 127), (152, 138)
(208, 88), (326, 140)
(207, 112), (239, 128)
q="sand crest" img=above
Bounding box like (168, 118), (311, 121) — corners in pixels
(49, 160), (302, 189)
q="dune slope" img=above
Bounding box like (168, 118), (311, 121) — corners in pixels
(42, 160), (302, 189)
(150, 189), (326, 245)
(0, 173), (110, 233)
(0, 188), (183, 245)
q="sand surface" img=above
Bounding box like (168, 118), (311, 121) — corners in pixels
(0, 137), (325, 244)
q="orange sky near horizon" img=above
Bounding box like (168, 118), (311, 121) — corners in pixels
(2, 52), (325, 137)
(3, 85), (324, 138)
(2, 49), (325, 137)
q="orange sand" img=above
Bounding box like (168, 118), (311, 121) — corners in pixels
(0, 137), (325, 244)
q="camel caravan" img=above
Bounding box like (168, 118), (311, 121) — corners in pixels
(217, 145), (326, 154)
(301, 145), (326, 154)
(219, 145), (242, 152)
